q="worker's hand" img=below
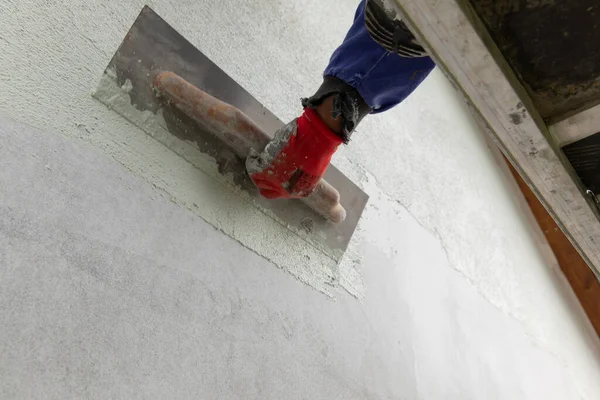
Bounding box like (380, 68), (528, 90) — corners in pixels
(246, 107), (343, 199)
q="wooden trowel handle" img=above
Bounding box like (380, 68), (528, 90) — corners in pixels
(153, 71), (346, 224)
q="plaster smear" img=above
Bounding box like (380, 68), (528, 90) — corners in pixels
(92, 68), (363, 298)
(93, 69), (342, 261)
(0, 0), (365, 298)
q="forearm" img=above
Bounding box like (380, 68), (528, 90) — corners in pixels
(302, 0), (436, 141)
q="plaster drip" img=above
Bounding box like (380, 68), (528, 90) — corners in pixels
(92, 69), (365, 298)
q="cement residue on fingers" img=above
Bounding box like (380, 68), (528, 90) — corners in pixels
(246, 120), (296, 175)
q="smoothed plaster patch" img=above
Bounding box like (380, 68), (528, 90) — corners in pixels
(91, 68), (364, 298)
(93, 69), (344, 262)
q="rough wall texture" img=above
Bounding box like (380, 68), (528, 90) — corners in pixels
(2, 0), (600, 398)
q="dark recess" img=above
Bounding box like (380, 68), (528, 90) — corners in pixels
(468, 0), (600, 122)
(563, 132), (600, 194)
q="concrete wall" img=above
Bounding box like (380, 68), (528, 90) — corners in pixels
(2, 0), (600, 399)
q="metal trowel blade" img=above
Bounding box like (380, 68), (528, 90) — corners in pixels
(92, 6), (368, 260)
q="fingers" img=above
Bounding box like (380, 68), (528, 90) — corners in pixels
(258, 189), (282, 199)
(250, 176), (286, 199)
(245, 148), (266, 174)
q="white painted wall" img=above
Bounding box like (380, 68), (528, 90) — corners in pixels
(2, 0), (600, 399)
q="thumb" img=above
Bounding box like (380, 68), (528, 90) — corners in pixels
(246, 147), (267, 174)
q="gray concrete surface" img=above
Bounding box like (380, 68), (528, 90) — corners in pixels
(2, 0), (600, 398)
(1, 118), (599, 399)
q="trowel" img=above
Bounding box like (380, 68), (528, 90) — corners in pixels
(93, 6), (368, 257)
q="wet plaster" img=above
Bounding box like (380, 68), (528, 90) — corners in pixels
(2, 114), (599, 399)
(2, 0), (600, 398)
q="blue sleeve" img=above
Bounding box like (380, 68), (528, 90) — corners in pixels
(323, 0), (435, 113)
